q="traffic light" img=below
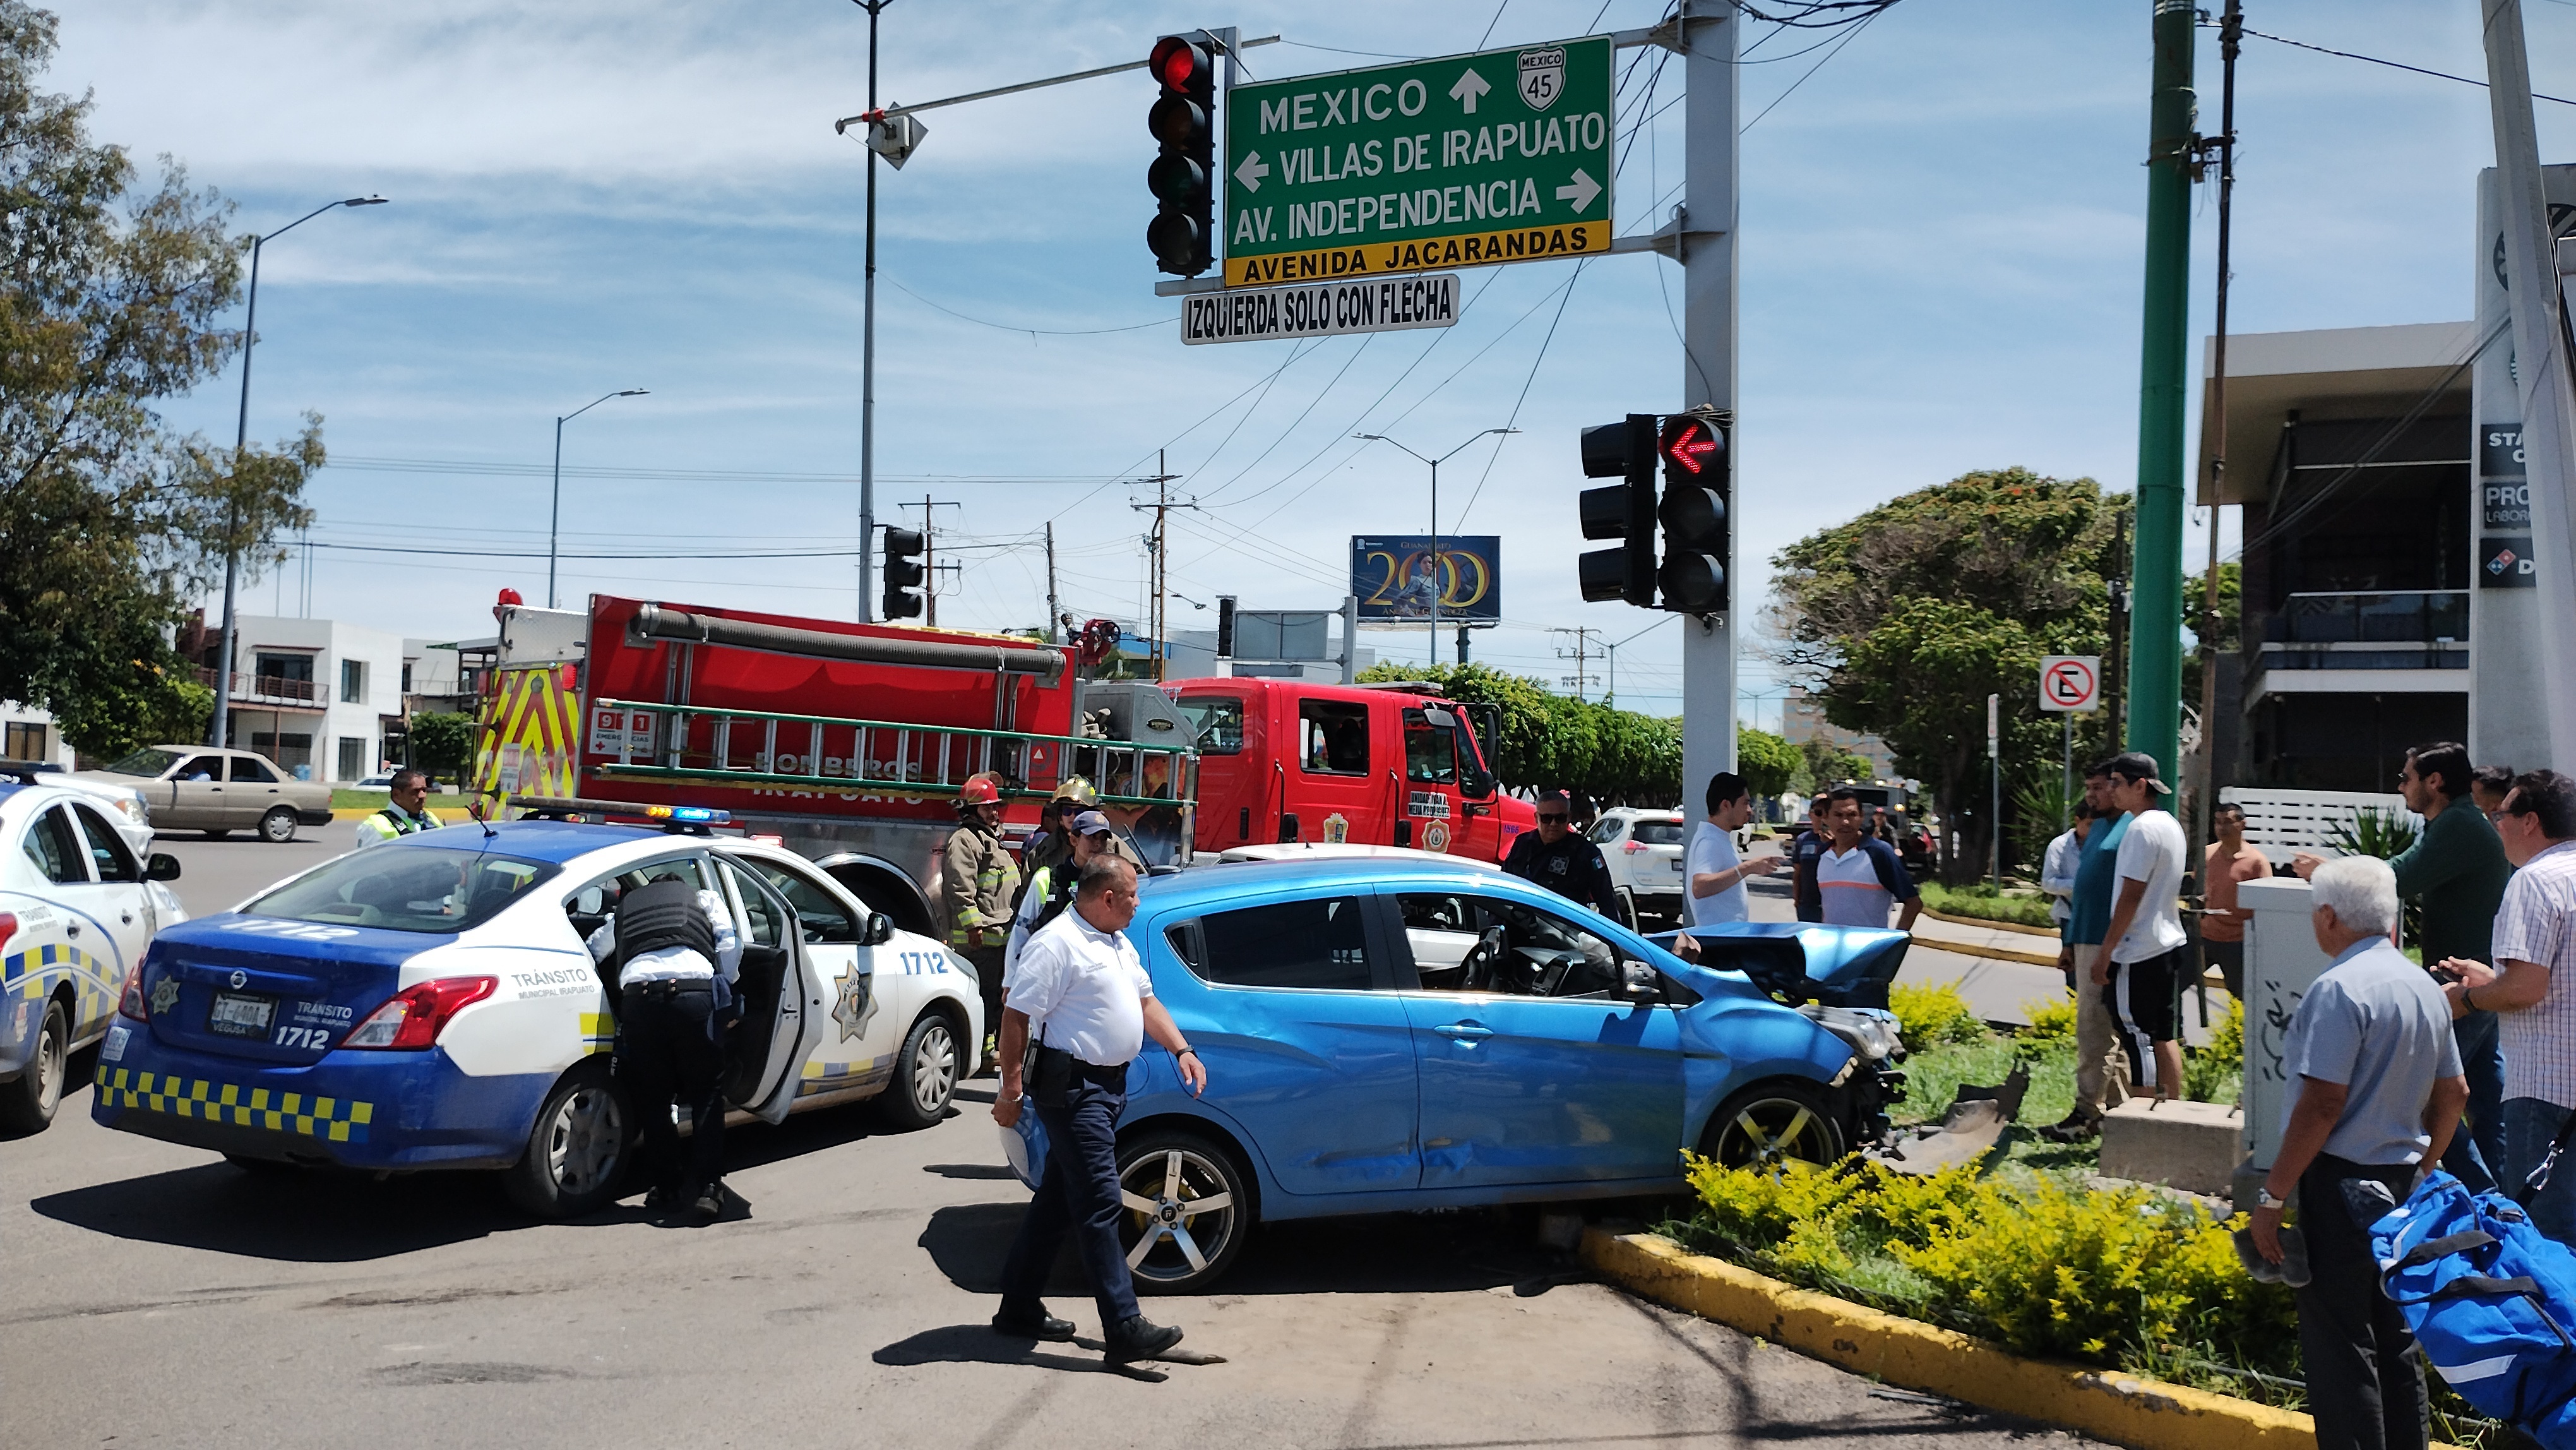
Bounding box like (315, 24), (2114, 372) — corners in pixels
(1577, 414), (1659, 607)
(1657, 411), (1729, 613)
(882, 527), (926, 620)
(1147, 33), (1216, 277)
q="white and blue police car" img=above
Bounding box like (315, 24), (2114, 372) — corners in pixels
(3, 771), (187, 1134)
(92, 807), (983, 1216)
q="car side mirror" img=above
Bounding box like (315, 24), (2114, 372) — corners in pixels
(146, 853), (182, 882)
(861, 912), (894, 946)
(1619, 961), (1661, 1005)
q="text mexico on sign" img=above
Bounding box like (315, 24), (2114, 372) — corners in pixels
(1182, 273), (1459, 345)
(1222, 37), (1616, 289)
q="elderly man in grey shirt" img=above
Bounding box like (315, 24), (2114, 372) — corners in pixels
(2249, 855), (2468, 1450)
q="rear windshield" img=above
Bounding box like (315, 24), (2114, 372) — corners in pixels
(1632, 820), (1686, 846)
(246, 848), (561, 934)
(104, 748), (181, 778)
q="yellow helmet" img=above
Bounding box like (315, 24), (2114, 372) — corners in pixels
(1048, 777), (1099, 808)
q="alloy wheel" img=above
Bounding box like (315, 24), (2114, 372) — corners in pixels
(1118, 1144), (1241, 1285)
(1710, 1092), (1844, 1170)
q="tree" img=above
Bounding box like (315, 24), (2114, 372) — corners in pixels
(1770, 468), (2128, 882)
(1734, 724), (1799, 802)
(1799, 736), (1873, 789)
(407, 710), (478, 786)
(1356, 661), (1683, 805)
(0, 3), (319, 756)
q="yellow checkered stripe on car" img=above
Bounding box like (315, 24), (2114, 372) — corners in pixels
(797, 1056), (891, 1097)
(6, 941), (115, 1024)
(95, 1067), (374, 1142)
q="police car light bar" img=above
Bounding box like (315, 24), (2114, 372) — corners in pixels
(510, 796), (733, 830)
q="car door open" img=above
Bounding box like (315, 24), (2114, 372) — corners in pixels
(1393, 890), (1684, 1189)
(716, 859), (824, 1124)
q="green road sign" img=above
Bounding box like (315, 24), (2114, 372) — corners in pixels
(1222, 35), (1615, 289)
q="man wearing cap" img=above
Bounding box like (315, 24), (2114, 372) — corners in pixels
(942, 772), (1020, 1061)
(1004, 809), (1116, 994)
(1501, 789), (1622, 918)
(2090, 752), (2191, 1101)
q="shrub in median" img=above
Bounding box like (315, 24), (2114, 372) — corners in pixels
(1673, 1153), (2296, 1377)
(1889, 981), (1986, 1046)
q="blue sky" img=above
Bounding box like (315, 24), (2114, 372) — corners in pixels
(54, 0), (2576, 719)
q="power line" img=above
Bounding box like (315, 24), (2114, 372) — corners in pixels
(2226, 23), (2576, 107)
(880, 272), (1171, 337)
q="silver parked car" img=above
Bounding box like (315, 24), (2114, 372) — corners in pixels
(75, 746), (335, 842)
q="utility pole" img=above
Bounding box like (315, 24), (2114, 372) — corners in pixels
(1128, 451), (1190, 681)
(2126, 0), (2197, 784)
(2195, 0), (2241, 857)
(1551, 626), (1601, 702)
(1044, 522), (1061, 644)
(854, 0), (889, 623)
(1678, 0), (1741, 795)
(2481, 0), (2576, 769)
(902, 495), (959, 626)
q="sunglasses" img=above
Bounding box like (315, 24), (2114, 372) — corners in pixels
(1536, 813), (1569, 823)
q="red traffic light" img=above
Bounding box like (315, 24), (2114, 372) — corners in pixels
(1661, 417), (1722, 475)
(1151, 35), (1208, 90)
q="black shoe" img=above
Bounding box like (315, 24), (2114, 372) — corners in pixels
(643, 1185), (682, 1213)
(991, 1302), (1076, 1341)
(683, 1183), (724, 1224)
(1104, 1314), (1183, 1365)
(2037, 1113), (2099, 1144)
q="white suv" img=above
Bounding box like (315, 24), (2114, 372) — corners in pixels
(1590, 807), (1691, 928)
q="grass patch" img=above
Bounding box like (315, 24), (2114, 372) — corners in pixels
(329, 790), (476, 810)
(1895, 1033), (2076, 1132)
(1917, 881), (2057, 930)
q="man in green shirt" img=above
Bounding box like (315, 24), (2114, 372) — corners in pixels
(2296, 741), (2512, 1189)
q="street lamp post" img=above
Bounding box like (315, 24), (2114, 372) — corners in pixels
(548, 390), (650, 609)
(1354, 428), (1517, 668)
(209, 195), (388, 751)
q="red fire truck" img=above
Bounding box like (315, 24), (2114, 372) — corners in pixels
(469, 596), (1529, 931)
(1167, 678), (1534, 859)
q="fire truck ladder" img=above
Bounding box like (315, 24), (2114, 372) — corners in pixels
(587, 698), (1196, 810)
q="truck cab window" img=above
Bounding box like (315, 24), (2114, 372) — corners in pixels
(1174, 695), (1244, 755)
(1299, 700), (1369, 776)
(1403, 709), (1457, 784)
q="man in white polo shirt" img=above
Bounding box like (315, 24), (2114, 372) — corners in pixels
(1813, 788), (1921, 931)
(1686, 771), (1784, 926)
(2090, 751), (2190, 1101)
(991, 856), (1209, 1364)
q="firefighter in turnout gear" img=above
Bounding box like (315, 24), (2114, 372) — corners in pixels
(943, 772), (1020, 1054)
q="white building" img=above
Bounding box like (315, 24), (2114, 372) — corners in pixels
(208, 616), (426, 782)
(0, 702), (71, 766)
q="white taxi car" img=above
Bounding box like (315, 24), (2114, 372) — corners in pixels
(92, 813), (981, 1216)
(3, 772), (187, 1134)
(1590, 806), (1691, 928)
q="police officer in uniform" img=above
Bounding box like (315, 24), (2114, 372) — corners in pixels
(354, 768), (441, 848)
(941, 773), (1020, 1058)
(1501, 789), (1622, 917)
(992, 857), (1206, 1363)
(1002, 809), (1114, 997)
(589, 874), (741, 1223)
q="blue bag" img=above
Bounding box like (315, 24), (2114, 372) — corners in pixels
(2370, 1169), (2576, 1444)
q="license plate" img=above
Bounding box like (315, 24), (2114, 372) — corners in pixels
(208, 991), (276, 1038)
(1670, 858), (1686, 871)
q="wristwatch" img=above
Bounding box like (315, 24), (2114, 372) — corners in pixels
(2256, 1187), (2286, 1211)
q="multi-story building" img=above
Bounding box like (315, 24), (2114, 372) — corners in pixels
(1780, 688), (1900, 784)
(198, 616), (426, 782)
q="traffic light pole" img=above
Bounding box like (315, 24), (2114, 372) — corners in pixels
(1678, 0), (1740, 788)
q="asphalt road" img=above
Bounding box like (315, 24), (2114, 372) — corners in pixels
(152, 824), (346, 918)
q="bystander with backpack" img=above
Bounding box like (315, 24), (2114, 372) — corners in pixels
(2250, 854), (2468, 1450)
(1003, 810), (1118, 997)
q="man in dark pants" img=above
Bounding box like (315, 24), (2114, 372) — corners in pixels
(594, 875), (740, 1223)
(991, 858), (1210, 1364)
(2250, 855), (2467, 1450)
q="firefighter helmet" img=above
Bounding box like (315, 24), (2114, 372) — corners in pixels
(1049, 777), (1098, 808)
(958, 775), (1003, 807)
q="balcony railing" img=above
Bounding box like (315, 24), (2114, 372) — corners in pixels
(2263, 590), (2469, 645)
(195, 667), (323, 707)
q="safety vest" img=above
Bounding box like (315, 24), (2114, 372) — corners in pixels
(359, 805), (439, 845)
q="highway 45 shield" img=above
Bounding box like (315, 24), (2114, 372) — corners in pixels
(1518, 47), (1566, 110)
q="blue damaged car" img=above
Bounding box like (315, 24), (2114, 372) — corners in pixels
(1003, 854), (1911, 1292)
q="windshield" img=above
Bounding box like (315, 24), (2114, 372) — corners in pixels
(246, 848), (561, 934)
(104, 748), (181, 778)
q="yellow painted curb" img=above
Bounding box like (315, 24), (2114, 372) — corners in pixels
(1921, 904), (2062, 939)
(1580, 1228), (2365, 1450)
(1909, 932), (2062, 969)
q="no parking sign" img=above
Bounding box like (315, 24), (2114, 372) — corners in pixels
(2038, 656), (2101, 713)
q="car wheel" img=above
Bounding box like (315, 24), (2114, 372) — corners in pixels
(258, 808), (298, 844)
(0, 998), (68, 1135)
(203, 829), (230, 840)
(1700, 1081), (1847, 1170)
(503, 1060), (632, 1218)
(1116, 1130), (1251, 1295)
(874, 1010), (958, 1131)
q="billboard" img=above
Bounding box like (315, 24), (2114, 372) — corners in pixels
(1349, 536), (1501, 626)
